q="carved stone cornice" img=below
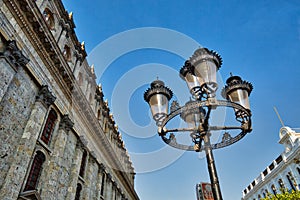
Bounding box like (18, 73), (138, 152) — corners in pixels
(3, 0), (75, 96)
(95, 85), (104, 101)
(74, 49), (84, 65)
(76, 140), (85, 150)
(90, 157), (96, 164)
(0, 39), (30, 68)
(121, 193), (125, 198)
(79, 135), (88, 146)
(36, 85), (56, 107)
(106, 173), (112, 181)
(59, 114), (74, 132)
(89, 151), (97, 160)
(99, 163), (106, 173)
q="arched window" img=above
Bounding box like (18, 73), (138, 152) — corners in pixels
(264, 189), (268, 197)
(63, 45), (71, 62)
(258, 194), (261, 199)
(75, 183), (82, 200)
(41, 109), (57, 145)
(287, 172), (296, 191)
(24, 151), (46, 191)
(43, 8), (55, 30)
(79, 150), (87, 178)
(271, 184), (277, 195)
(278, 179), (285, 189)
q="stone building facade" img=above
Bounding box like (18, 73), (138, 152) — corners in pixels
(0, 0), (139, 200)
(242, 126), (300, 200)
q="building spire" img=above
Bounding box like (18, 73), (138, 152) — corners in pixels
(69, 12), (73, 20)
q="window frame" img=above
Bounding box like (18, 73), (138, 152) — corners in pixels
(40, 109), (57, 145)
(24, 151), (46, 191)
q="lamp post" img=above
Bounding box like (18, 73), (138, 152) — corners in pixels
(144, 47), (253, 200)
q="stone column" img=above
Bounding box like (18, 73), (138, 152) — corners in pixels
(0, 39), (32, 191)
(111, 183), (115, 200)
(116, 187), (122, 200)
(65, 141), (84, 199)
(0, 85), (55, 200)
(40, 114), (74, 199)
(112, 182), (117, 200)
(95, 164), (105, 200)
(105, 173), (113, 200)
(0, 57), (16, 103)
(99, 164), (106, 199)
(56, 126), (78, 198)
(0, 39), (30, 103)
(82, 157), (96, 200)
(89, 157), (99, 199)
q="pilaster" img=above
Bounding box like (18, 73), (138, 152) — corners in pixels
(99, 163), (106, 199)
(0, 57), (16, 103)
(95, 166), (104, 200)
(105, 173), (113, 200)
(0, 85), (54, 200)
(40, 114), (73, 199)
(56, 125), (78, 198)
(65, 141), (84, 199)
(82, 158), (97, 200)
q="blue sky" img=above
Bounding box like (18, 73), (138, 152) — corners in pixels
(62, 1), (300, 199)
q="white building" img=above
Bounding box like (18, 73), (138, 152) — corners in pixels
(242, 126), (300, 200)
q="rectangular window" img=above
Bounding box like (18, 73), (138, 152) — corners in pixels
(41, 109), (57, 145)
(24, 151), (45, 191)
(79, 150), (87, 178)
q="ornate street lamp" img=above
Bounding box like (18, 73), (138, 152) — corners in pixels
(179, 61), (202, 99)
(144, 47), (253, 200)
(144, 79), (173, 126)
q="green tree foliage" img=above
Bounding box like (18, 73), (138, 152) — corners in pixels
(261, 190), (300, 200)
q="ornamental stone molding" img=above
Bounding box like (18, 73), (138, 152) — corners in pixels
(36, 85), (56, 107)
(99, 163), (106, 172)
(76, 140), (86, 150)
(79, 135), (88, 146)
(0, 39), (30, 68)
(106, 173), (112, 180)
(59, 114), (74, 132)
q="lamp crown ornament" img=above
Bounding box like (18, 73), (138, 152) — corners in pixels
(179, 60), (193, 79)
(221, 75), (253, 99)
(143, 79), (173, 103)
(189, 47), (223, 71)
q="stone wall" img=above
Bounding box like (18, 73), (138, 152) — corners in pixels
(0, 0), (139, 200)
(0, 40), (37, 199)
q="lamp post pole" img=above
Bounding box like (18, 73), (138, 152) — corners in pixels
(202, 105), (223, 200)
(204, 134), (222, 200)
(144, 47), (253, 200)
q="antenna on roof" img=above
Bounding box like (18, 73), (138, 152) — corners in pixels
(274, 107), (285, 127)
